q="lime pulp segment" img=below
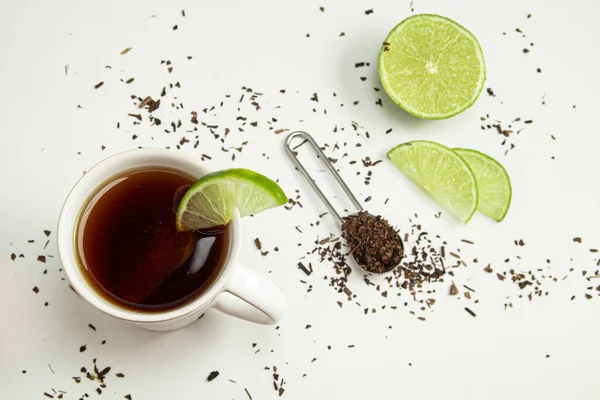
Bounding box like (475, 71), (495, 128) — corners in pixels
(378, 14), (486, 119)
(387, 141), (478, 223)
(176, 168), (287, 231)
(453, 148), (512, 222)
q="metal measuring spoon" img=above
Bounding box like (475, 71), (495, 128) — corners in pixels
(285, 131), (404, 274)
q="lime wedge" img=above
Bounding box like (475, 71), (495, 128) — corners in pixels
(378, 14), (485, 119)
(176, 169), (287, 231)
(387, 141), (478, 223)
(454, 149), (511, 222)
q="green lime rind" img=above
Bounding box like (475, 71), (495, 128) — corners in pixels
(176, 168), (287, 231)
(387, 141), (478, 223)
(378, 14), (486, 120)
(454, 148), (512, 222)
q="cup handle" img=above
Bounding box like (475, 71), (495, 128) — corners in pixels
(212, 264), (286, 325)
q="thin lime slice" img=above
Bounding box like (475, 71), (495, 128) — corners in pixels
(454, 149), (511, 222)
(176, 169), (287, 231)
(378, 14), (486, 119)
(387, 141), (478, 223)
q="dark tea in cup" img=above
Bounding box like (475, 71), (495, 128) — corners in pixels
(76, 168), (229, 312)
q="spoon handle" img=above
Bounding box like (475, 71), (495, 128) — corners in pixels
(284, 131), (364, 225)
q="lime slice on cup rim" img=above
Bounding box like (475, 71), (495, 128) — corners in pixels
(387, 141), (478, 223)
(378, 14), (486, 119)
(176, 168), (287, 231)
(454, 148), (512, 222)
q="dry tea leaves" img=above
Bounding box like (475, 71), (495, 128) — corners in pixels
(450, 282), (459, 295)
(341, 211), (404, 274)
(207, 371), (220, 382)
(297, 262), (311, 276)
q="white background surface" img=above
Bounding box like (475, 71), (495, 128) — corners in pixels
(1, 0), (599, 399)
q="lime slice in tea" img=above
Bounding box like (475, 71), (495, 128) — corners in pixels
(378, 14), (486, 119)
(454, 148), (511, 222)
(387, 141), (478, 223)
(176, 169), (287, 231)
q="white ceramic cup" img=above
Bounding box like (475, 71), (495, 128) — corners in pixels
(57, 149), (286, 331)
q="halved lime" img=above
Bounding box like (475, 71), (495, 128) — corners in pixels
(176, 169), (287, 231)
(378, 14), (485, 119)
(387, 141), (478, 223)
(454, 149), (511, 222)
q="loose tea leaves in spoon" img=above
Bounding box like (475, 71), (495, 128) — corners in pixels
(342, 211), (404, 274)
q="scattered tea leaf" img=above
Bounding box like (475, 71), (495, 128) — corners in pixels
(207, 371), (220, 382)
(449, 283), (459, 295)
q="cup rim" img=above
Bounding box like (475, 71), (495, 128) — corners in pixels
(57, 148), (241, 323)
